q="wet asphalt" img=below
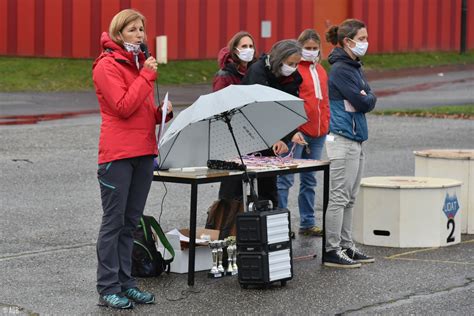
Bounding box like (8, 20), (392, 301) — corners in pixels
(0, 66), (473, 315)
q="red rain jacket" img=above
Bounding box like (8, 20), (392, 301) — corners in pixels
(297, 60), (330, 138)
(92, 32), (172, 164)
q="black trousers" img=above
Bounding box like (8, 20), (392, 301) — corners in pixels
(96, 155), (154, 295)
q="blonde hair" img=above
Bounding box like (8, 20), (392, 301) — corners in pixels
(108, 9), (146, 46)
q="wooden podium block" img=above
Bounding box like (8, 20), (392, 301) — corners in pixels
(353, 177), (462, 248)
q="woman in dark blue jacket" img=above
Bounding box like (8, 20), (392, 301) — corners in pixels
(323, 19), (377, 268)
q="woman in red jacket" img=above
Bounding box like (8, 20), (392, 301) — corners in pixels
(277, 29), (330, 237)
(92, 9), (172, 309)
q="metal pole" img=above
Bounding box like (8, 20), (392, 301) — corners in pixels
(460, 0), (467, 54)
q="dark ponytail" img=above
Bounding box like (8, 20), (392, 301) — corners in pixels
(325, 19), (366, 47)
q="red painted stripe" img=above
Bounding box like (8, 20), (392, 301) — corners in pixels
(219, 0), (228, 51)
(44, 0), (63, 57)
(35, 0), (45, 56)
(407, 0), (414, 50)
(301, 0), (313, 33)
(468, 0), (474, 49)
(240, 0), (247, 30)
(62, 0), (73, 57)
(177, 0), (186, 59)
(283, 0), (295, 39)
(397, 0), (409, 52)
(258, 0), (265, 53)
(120, 0), (130, 9)
(377, 0), (384, 52)
(366, 0), (379, 53)
(422, 0), (429, 49)
(206, 0), (220, 58)
(393, 0), (399, 52)
(7, 0), (17, 55)
(185, 0), (199, 59)
(90, 0), (101, 57)
(163, 0), (178, 60)
(437, 0), (444, 49)
(0, 0), (7, 55)
(450, 0), (457, 50)
(264, 0), (278, 51)
(277, 0), (284, 40)
(227, 0), (240, 40)
(198, 0), (207, 59)
(17, 0), (35, 56)
(245, 0), (260, 54)
(156, 0), (165, 35)
(72, 0), (91, 58)
(295, 0), (303, 38)
(412, 0), (423, 51)
(362, 0), (369, 28)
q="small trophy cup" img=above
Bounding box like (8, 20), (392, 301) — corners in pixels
(208, 240), (222, 278)
(217, 240), (225, 274)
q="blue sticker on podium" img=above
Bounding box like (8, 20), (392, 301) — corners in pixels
(442, 193), (459, 219)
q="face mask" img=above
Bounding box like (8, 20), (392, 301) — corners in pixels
(123, 41), (141, 55)
(280, 63), (297, 76)
(348, 39), (369, 57)
(236, 48), (255, 62)
(302, 49), (320, 62)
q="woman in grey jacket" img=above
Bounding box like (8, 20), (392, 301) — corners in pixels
(323, 19), (377, 268)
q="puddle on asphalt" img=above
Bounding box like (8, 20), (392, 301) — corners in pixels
(0, 110), (99, 125)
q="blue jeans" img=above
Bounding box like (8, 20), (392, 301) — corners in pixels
(277, 134), (326, 229)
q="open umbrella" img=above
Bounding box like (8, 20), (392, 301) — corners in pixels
(157, 84), (306, 170)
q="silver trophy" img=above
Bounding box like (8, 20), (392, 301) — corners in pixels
(208, 240), (222, 278)
(225, 236), (238, 276)
(217, 240), (225, 274)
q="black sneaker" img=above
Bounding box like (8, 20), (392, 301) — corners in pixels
(323, 250), (361, 268)
(343, 246), (375, 263)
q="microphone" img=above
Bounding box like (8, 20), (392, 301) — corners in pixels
(140, 43), (161, 104)
(140, 43), (150, 59)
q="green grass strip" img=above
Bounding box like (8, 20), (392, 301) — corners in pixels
(372, 104), (474, 119)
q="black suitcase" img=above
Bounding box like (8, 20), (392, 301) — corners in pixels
(236, 201), (293, 288)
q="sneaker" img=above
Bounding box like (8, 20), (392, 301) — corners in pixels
(343, 246), (375, 263)
(323, 250), (362, 268)
(299, 226), (323, 237)
(124, 287), (155, 304)
(98, 293), (133, 309)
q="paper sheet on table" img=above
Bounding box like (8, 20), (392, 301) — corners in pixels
(157, 92), (169, 148)
(166, 228), (210, 244)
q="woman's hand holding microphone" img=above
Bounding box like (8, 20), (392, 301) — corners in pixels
(144, 56), (158, 71)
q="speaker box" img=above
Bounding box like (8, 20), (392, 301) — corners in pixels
(236, 203), (293, 288)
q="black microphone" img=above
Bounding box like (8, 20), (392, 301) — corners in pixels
(140, 43), (161, 103)
(140, 43), (150, 58)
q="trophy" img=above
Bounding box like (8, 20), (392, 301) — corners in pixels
(225, 236), (238, 276)
(217, 240), (225, 274)
(208, 240), (223, 278)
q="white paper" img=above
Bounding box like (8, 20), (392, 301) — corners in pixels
(166, 228), (210, 244)
(157, 92), (169, 148)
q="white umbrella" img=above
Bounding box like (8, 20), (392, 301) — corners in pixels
(158, 84), (306, 169)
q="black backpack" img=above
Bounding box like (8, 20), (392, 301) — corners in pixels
(131, 215), (175, 277)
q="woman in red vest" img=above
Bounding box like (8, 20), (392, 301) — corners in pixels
(92, 9), (173, 309)
(277, 29), (330, 237)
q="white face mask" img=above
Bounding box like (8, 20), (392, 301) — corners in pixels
(123, 42), (141, 55)
(280, 63), (297, 76)
(302, 49), (320, 62)
(236, 48), (255, 62)
(348, 39), (369, 57)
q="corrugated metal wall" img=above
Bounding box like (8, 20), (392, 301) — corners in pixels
(0, 0), (472, 60)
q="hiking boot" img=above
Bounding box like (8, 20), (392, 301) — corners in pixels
(98, 293), (133, 309)
(298, 226), (323, 237)
(343, 246), (375, 263)
(124, 287), (155, 304)
(323, 250), (362, 268)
